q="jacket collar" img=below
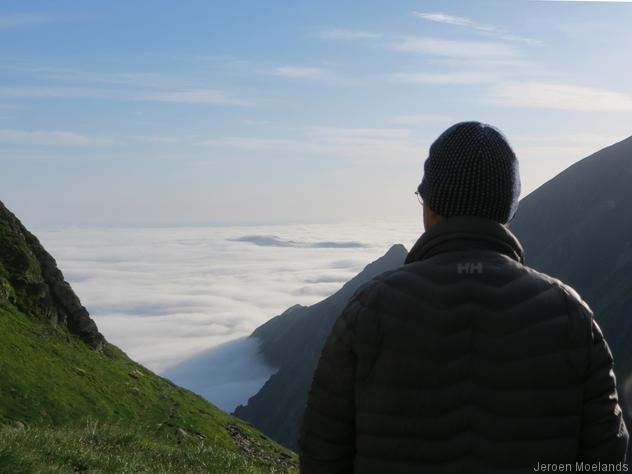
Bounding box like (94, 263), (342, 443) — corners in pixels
(405, 216), (524, 265)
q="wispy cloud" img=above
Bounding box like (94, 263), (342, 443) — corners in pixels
(144, 89), (254, 106)
(0, 85), (107, 99)
(319, 28), (382, 40)
(163, 337), (277, 412)
(392, 37), (520, 59)
(272, 66), (327, 79)
(0, 13), (51, 29)
(0, 85), (255, 107)
(490, 82), (632, 111)
(269, 66), (357, 86)
(412, 11), (540, 45)
(413, 12), (473, 27)
(392, 72), (494, 85)
(0, 129), (114, 146)
(0, 62), (209, 93)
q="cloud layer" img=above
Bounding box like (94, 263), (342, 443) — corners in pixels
(229, 235), (367, 248)
(162, 336), (277, 412)
(38, 222), (421, 373)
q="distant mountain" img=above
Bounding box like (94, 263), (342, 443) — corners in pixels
(233, 244), (408, 449)
(510, 134), (632, 428)
(0, 200), (296, 473)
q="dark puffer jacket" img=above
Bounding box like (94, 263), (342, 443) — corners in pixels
(299, 217), (629, 473)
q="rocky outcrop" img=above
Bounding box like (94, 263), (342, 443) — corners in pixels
(0, 200), (104, 349)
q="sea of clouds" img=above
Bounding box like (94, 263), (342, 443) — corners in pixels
(36, 220), (421, 410)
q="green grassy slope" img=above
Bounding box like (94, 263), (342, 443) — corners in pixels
(0, 199), (297, 472)
(0, 303), (297, 473)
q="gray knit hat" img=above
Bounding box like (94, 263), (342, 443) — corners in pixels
(418, 121), (521, 224)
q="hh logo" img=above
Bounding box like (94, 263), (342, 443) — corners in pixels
(457, 261), (483, 274)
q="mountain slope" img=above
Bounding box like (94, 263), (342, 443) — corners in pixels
(510, 134), (632, 424)
(0, 200), (297, 473)
(233, 244), (408, 449)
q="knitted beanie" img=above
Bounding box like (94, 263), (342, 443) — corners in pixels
(418, 121), (521, 224)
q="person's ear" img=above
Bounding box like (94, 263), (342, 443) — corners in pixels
(423, 204), (443, 231)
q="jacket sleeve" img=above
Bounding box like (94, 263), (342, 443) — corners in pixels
(579, 317), (629, 462)
(299, 297), (362, 474)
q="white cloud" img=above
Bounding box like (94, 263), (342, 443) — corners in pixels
(412, 11), (540, 45)
(38, 223), (421, 373)
(0, 85), (105, 99)
(0, 129), (114, 146)
(0, 85), (255, 107)
(0, 63), (180, 89)
(413, 12), (473, 27)
(490, 82), (632, 111)
(145, 89), (254, 106)
(272, 66), (326, 79)
(0, 13), (51, 29)
(392, 72), (494, 85)
(319, 28), (382, 40)
(392, 36), (520, 59)
(162, 337), (278, 412)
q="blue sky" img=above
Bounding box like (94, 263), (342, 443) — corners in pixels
(1, 0), (632, 227)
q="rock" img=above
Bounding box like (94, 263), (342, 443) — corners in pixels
(128, 369), (143, 380)
(225, 423), (297, 468)
(0, 200), (104, 350)
(0, 277), (16, 304)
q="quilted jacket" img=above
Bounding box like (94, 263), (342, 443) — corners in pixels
(299, 216), (628, 473)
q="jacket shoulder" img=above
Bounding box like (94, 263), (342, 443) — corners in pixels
(520, 263), (593, 316)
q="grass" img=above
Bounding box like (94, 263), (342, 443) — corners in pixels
(0, 420), (294, 474)
(0, 303), (297, 473)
